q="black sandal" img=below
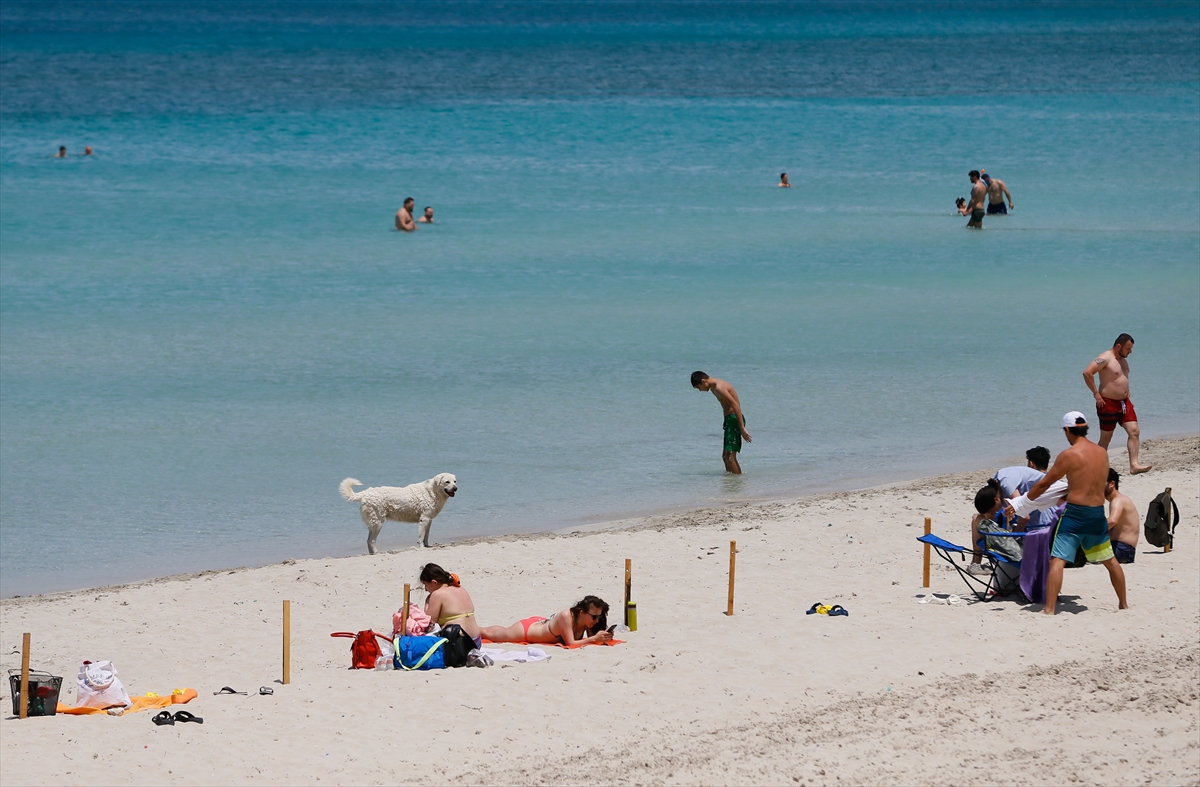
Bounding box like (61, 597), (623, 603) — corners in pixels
(152, 710), (175, 726)
(173, 710), (204, 724)
(258, 686), (274, 695)
(213, 686), (246, 695)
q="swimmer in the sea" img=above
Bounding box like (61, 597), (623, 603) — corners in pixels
(84, 146), (93, 156)
(56, 146), (67, 158)
(981, 170), (1014, 214)
(480, 595), (614, 647)
(958, 170), (986, 229)
(395, 197), (416, 232)
(417, 206), (434, 223)
(779, 172), (791, 188)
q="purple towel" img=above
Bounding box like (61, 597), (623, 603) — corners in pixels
(1019, 526), (1053, 604)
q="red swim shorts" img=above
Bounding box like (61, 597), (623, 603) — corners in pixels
(1096, 397), (1137, 431)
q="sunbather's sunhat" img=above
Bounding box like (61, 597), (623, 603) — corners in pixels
(1062, 411), (1088, 428)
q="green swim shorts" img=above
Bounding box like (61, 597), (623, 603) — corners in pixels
(1051, 503), (1115, 564)
(723, 413), (743, 454)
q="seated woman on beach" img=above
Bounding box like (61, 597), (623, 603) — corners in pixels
(480, 595), (614, 647)
(420, 563), (482, 648)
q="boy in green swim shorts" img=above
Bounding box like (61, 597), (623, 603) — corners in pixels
(691, 371), (752, 474)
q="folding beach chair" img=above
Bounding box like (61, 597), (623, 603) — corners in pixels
(917, 531), (1028, 602)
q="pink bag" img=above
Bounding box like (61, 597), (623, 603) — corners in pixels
(393, 603), (432, 637)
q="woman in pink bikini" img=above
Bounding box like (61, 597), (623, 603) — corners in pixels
(480, 595), (613, 647)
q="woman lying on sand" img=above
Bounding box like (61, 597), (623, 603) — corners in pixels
(481, 595), (614, 647)
(421, 563), (482, 647)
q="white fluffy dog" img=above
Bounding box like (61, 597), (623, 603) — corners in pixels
(339, 473), (457, 554)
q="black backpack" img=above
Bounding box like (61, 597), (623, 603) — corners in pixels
(438, 624), (476, 668)
(1143, 489), (1180, 549)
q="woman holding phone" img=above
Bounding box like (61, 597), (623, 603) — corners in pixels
(480, 595), (613, 647)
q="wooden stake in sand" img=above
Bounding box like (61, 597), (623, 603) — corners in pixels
(624, 559), (632, 627)
(19, 632), (30, 719)
(282, 600), (291, 686)
(1164, 487), (1173, 553)
(401, 583), (411, 637)
(726, 541), (736, 616)
(923, 517), (932, 588)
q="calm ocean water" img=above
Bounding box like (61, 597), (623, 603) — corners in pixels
(2, 1), (1198, 596)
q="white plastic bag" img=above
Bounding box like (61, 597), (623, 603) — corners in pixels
(76, 660), (131, 709)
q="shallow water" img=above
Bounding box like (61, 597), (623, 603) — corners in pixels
(2, 1), (1198, 596)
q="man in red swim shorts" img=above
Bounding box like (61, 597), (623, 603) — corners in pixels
(1082, 333), (1152, 475)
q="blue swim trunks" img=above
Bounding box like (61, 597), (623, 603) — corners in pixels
(1112, 540), (1136, 564)
(1051, 503), (1115, 564)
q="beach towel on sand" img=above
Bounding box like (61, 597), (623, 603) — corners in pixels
(57, 688), (198, 715)
(479, 647), (552, 663)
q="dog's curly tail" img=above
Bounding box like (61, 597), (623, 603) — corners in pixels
(339, 478), (364, 502)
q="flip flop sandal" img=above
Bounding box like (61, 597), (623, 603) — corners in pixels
(152, 710), (175, 726)
(172, 711), (204, 724)
(828, 605), (849, 617)
(258, 687), (274, 696)
(805, 603), (827, 615)
(214, 686), (247, 695)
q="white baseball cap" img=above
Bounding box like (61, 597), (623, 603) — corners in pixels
(1062, 411), (1088, 428)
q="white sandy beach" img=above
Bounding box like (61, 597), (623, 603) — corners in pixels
(1, 437), (1197, 786)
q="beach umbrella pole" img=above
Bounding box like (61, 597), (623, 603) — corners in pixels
(282, 600), (291, 685)
(1164, 488), (1173, 553)
(401, 584), (410, 637)
(19, 633), (30, 719)
(923, 517), (931, 587)
(726, 541), (736, 616)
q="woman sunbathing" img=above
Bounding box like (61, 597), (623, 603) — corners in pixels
(480, 595), (614, 647)
(420, 563), (482, 647)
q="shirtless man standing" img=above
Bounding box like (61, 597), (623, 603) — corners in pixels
(1105, 469), (1139, 564)
(958, 170), (986, 229)
(395, 197), (416, 232)
(1082, 333), (1152, 474)
(983, 172), (1014, 214)
(1007, 412), (1127, 615)
(691, 371), (752, 474)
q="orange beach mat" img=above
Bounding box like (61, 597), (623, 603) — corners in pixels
(57, 688), (198, 715)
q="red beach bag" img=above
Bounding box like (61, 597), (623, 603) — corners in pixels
(330, 630), (391, 670)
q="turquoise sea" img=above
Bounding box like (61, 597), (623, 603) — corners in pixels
(2, 1), (1198, 596)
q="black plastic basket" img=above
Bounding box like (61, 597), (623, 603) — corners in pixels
(8, 670), (63, 717)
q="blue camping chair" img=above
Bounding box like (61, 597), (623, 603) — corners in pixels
(917, 530), (1028, 602)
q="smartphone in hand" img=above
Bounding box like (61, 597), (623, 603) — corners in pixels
(607, 625), (617, 634)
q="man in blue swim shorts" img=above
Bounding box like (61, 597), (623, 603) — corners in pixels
(1010, 411), (1128, 615)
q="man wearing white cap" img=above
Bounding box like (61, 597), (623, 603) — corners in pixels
(1005, 412), (1128, 615)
